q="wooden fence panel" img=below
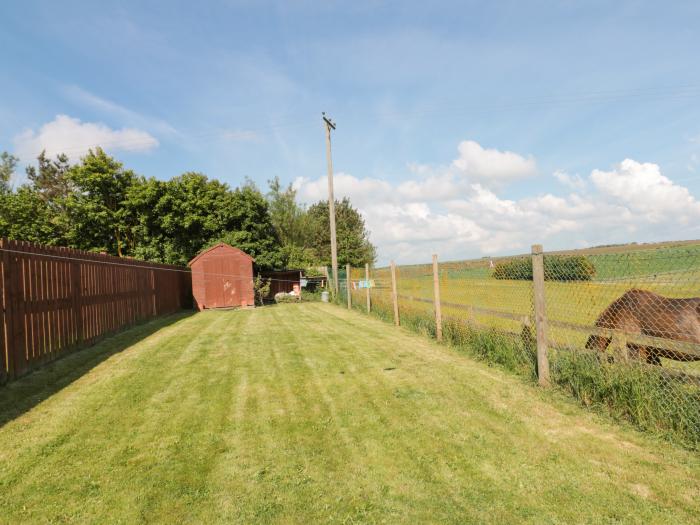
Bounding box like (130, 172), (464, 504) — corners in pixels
(0, 239), (7, 384)
(0, 239), (192, 382)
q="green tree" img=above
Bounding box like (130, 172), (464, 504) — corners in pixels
(0, 185), (56, 243)
(208, 181), (283, 270)
(124, 176), (170, 261)
(278, 244), (317, 270)
(130, 172), (241, 265)
(267, 176), (310, 246)
(0, 148), (374, 272)
(0, 151), (18, 193)
(0, 151), (60, 244)
(266, 176), (318, 269)
(130, 174), (282, 268)
(306, 198), (376, 267)
(63, 148), (138, 256)
(25, 151), (72, 202)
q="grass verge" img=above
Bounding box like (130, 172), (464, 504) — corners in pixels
(363, 297), (700, 448)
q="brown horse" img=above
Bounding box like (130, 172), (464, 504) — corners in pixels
(585, 289), (700, 365)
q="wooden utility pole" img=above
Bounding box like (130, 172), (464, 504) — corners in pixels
(432, 254), (443, 342)
(531, 244), (550, 386)
(365, 263), (371, 313)
(323, 112), (339, 296)
(346, 263), (351, 309)
(390, 261), (400, 326)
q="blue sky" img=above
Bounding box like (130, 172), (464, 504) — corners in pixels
(2, 1), (700, 263)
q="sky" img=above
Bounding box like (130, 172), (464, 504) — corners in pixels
(2, 0), (700, 265)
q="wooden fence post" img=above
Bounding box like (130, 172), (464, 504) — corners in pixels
(432, 254), (443, 342)
(0, 238), (11, 383)
(365, 263), (371, 313)
(346, 263), (351, 309)
(7, 241), (25, 378)
(611, 331), (629, 362)
(531, 244), (550, 386)
(71, 259), (83, 346)
(390, 260), (400, 326)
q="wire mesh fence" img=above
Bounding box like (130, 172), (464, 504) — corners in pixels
(339, 242), (700, 448)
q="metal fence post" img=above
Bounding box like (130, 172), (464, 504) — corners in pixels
(432, 254), (443, 342)
(365, 263), (371, 313)
(298, 270), (303, 302)
(531, 244), (550, 386)
(346, 263), (351, 309)
(390, 260), (400, 326)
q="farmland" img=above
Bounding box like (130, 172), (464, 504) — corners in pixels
(363, 241), (700, 374)
(2, 303), (700, 523)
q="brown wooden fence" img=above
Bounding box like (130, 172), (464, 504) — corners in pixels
(0, 239), (192, 384)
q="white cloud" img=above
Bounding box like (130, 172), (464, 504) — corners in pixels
(451, 140), (536, 185)
(591, 159), (700, 222)
(293, 141), (700, 265)
(294, 172), (394, 208)
(397, 171), (470, 202)
(13, 115), (159, 162)
(553, 169), (586, 190)
(296, 139), (536, 208)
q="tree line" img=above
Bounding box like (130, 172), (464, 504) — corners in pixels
(0, 149), (376, 272)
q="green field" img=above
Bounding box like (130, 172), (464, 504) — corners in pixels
(2, 303), (700, 523)
(358, 241), (700, 374)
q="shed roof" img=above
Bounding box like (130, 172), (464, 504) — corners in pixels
(187, 242), (255, 267)
(259, 269), (304, 275)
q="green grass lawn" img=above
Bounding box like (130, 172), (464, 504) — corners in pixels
(2, 303), (700, 524)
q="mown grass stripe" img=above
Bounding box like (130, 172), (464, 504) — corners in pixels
(2, 304), (700, 523)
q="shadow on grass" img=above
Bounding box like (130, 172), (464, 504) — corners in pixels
(0, 310), (195, 429)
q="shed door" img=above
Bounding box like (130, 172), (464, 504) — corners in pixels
(222, 263), (238, 307)
(203, 259), (225, 308)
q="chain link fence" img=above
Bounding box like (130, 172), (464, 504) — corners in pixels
(338, 242), (700, 448)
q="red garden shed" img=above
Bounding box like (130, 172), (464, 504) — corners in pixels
(188, 243), (255, 310)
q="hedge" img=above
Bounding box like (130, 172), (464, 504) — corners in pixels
(492, 255), (596, 281)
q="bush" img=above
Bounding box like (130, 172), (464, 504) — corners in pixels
(253, 275), (271, 306)
(300, 289), (324, 302)
(492, 257), (532, 280)
(492, 255), (595, 281)
(545, 255), (596, 281)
